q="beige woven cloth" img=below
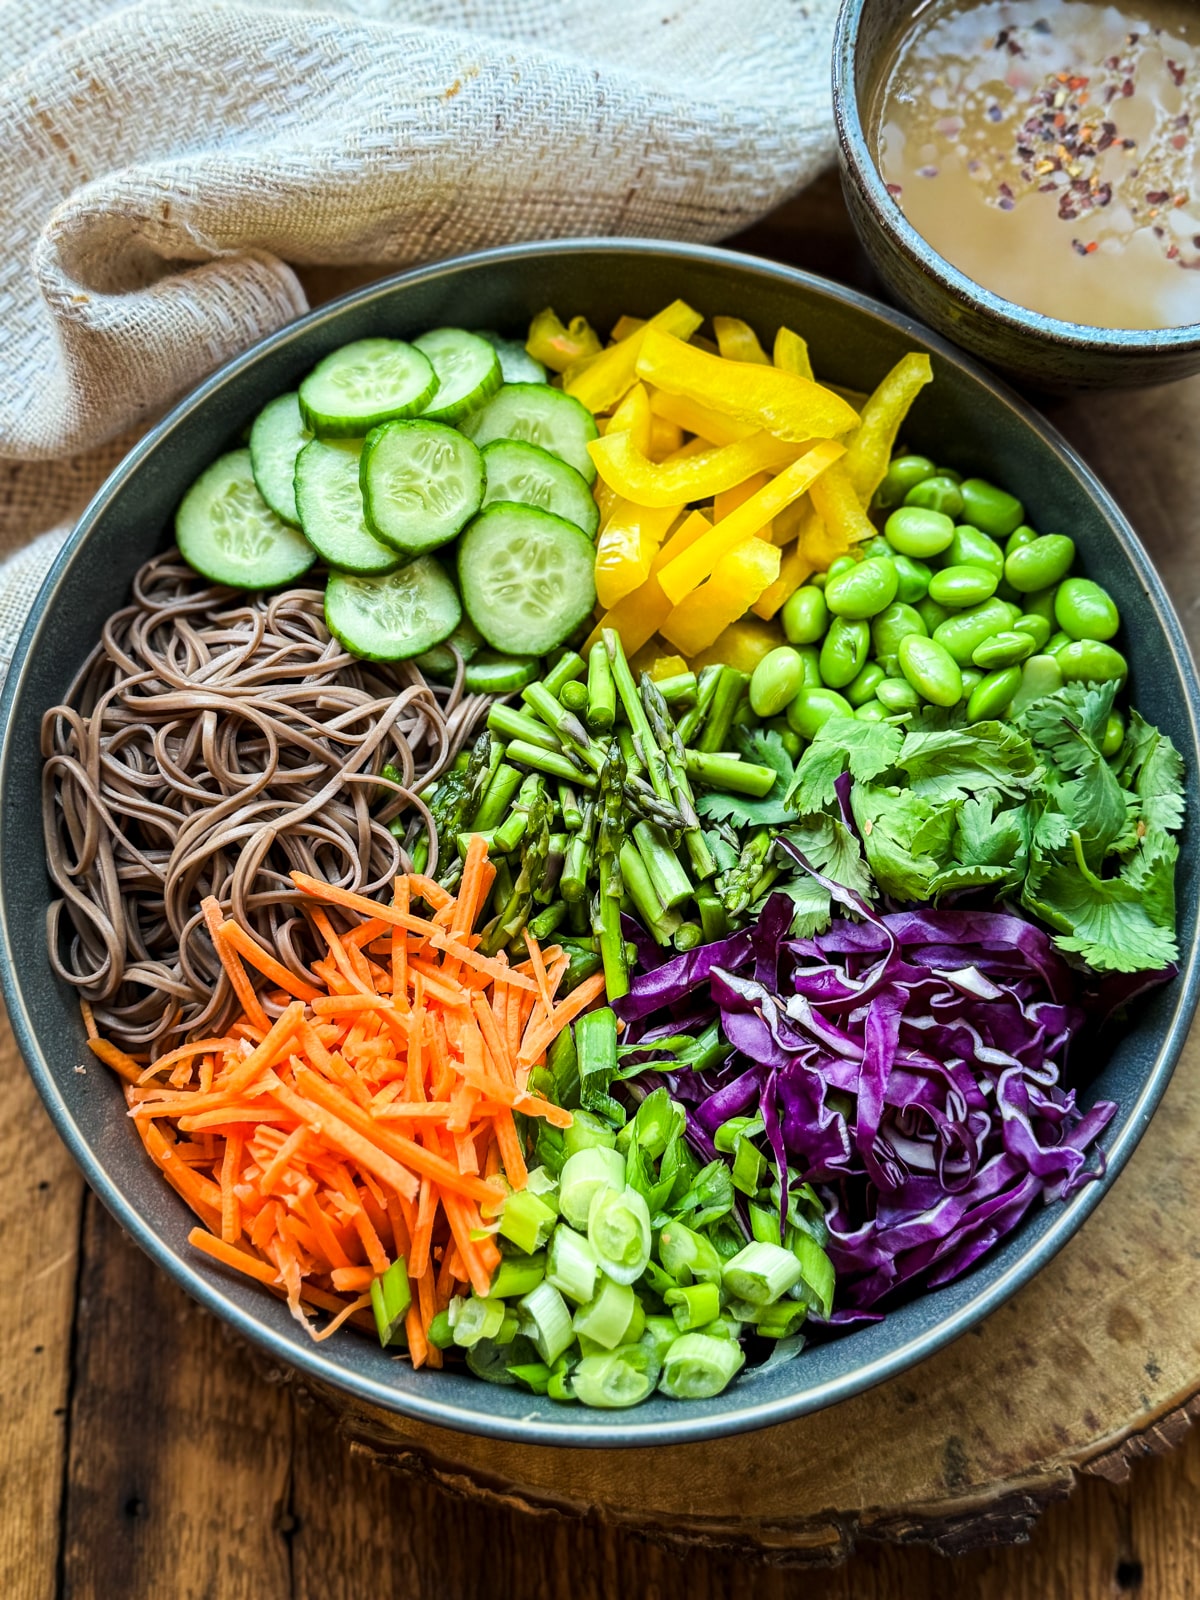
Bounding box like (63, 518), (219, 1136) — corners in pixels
(0, 0), (839, 676)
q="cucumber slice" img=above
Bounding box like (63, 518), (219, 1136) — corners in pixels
(457, 503), (596, 656)
(413, 618), (485, 680)
(360, 420), (484, 555)
(464, 650), (540, 694)
(481, 439), (600, 539)
(294, 439), (400, 576)
(414, 328), (502, 424)
(176, 449), (316, 590)
(473, 330), (548, 385)
(460, 384), (599, 485)
(249, 392), (309, 524)
(299, 339), (438, 438)
(325, 556), (462, 662)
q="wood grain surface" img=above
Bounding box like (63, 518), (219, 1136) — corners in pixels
(5, 176), (1200, 1596)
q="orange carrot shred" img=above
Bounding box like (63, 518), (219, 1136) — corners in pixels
(202, 896), (270, 1033)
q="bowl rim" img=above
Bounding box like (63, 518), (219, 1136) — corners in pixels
(4, 235), (1199, 1448)
(832, 0), (1200, 351)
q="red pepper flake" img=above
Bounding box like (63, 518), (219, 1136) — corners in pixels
(1085, 241), (1098, 254)
(886, 182), (903, 197)
(1147, 190), (1170, 204)
(1167, 59), (1187, 87)
(1121, 78), (1135, 98)
(1071, 239), (1090, 255)
(1054, 113), (1067, 128)
(1172, 134), (1189, 151)
(1167, 244), (1180, 259)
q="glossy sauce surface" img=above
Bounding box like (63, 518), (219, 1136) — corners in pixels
(871, 0), (1200, 329)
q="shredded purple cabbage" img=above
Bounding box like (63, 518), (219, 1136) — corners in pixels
(613, 859), (1143, 1312)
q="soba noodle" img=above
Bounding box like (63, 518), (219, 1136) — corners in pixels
(41, 553), (490, 1054)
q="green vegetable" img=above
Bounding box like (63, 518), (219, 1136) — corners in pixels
(947, 523), (1004, 575)
(659, 1332), (745, 1399)
(722, 1241), (803, 1305)
(588, 1184), (652, 1285)
(972, 630), (1036, 670)
(749, 647), (805, 718)
(572, 1275), (638, 1349)
(519, 1281), (575, 1364)
(871, 601), (927, 659)
(299, 337), (438, 436)
(781, 584), (829, 644)
(546, 1224), (600, 1303)
(370, 1259), (412, 1347)
(1004, 534), (1075, 593)
(883, 504), (956, 559)
(898, 634), (963, 707)
(873, 452), (936, 507)
(928, 564), (998, 608)
(665, 1281), (722, 1330)
(559, 1146), (625, 1230)
(958, 477), (1024, 538)
(819, 617), (870, 688)
(1057, 640), (1128, 686)
(498, 1189), (557, 1255)
(570, 1346), (658, 1408)
(824, 558), (899, 621)
(1055, 577), (1120, 642)
(903, 473), (963, 519)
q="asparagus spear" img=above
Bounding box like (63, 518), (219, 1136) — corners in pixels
(586, 638), (617, 734)
(593, 739), (629, 999)
(639, 674), (717, 881)
(603, 629), (674, 809)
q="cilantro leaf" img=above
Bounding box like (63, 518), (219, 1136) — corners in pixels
(735, 725), (794, 784)
(898, 723), (1042, 801)
(1052, 744), (1132, 869)
(696, 726), (797, 826)
(1119, 711), (1186, 839)
(850, 785), (955, 900)
(1023, 830), (1179, 973)
(785, 717), (903, 812)
(783, 813), (874, 899)
(1016, 681), (1117, 772)
(954, 792), (1030, 868)
(769, 871), (832, 938)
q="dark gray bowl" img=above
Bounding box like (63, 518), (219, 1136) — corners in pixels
(833, 0), (1200, 389)
(3, 240), (1198, 1448)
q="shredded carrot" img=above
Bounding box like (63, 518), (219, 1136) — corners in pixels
(94, 844), (597, 1359)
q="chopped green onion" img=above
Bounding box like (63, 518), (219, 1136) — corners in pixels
(790, 1231), (835, 1321)
(730, 1137), (766, 1196)
(664, 1281), (721, 1331)
(507, 1361), (552, 1394)
(572, 1275), (638, 1350)
(487, 1251), (547, 1300)
(753, 1301), (808, 1340)
(495, 1309), (521, 1345)
(559, 1145), (625, 1229)
(714, 1114), (765, 1155)
(518, 1281), (575, 1364)
(525, 1165), (560, 1202)
(616, 1086), (683, 1162)
(695, 1315), (743, 1340)
(658, 1332), (746, 1400)
(546, 1224), (599, 1305)
(722, 1241), (804, 1307)
(369, 1258), (412, 1348)
(575, 1005), (620, 1120)
(587, 1184), (652, 1286)
(657, 1221), (724, 1286)
(748, 1202), (782, 1247)
(547, 1367), (576, 1402)
(562, 1107), (618, 1158)
(454, 1295), (508, 1349)
(498, 1188), (557, 1255)
(570, 1346), (658, 1409)
(640, 1314), (681, 1364)
(548, 1025), (581, 1111)
(427, 1309), (455, 1350)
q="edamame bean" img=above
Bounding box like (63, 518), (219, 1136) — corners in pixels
(904, 474), (964, 519)
(948, 524), (1005, 576)
(917, 595), (951, 633)
(810, 572), (828, 591)
(1057, 639), (1128, 687)
(786, 686), (854, 738)
(1102, 712), (1126, 758)
(1047, 630), (1071, 655)
(749, 647), (805, 718)
(899, 634), (963, 706)
(874, 454), (937, 509)
(937, 466), (963, 484)
(1023, 584), (1059, 624)
(995, 578), (1021, 606)
(932, 598), (1012, 665)
(892, 554), (932, 603)
(877, 677), (922, 712)
(1013, 613), (1052, 651)
(928, 564), (1000, 607)
(766, 720), (803, 760)
(855, 700), (892, 722)
(960, 667), (983, 696)
(825, 557), (900, 620)
(860, 536), (893, 562)
(972, 630), (1036, 670)
(967, 665), (1022, 721)
(884, 505), (957, 559)
(819, 617), (870, 688)
(796, 646), (823, 686)
(827, 553), (859, 580)
(1006, 524), (1039, 555)
(781, 584), (828, 645)
(1004, 534), (1075, 593)
(872, 601), (927, 658)
(1054, 577), (1120, 642)
(845, 661), (887, 707)
(1010, 654), (1064, 713)
(959, 478), (1024, 538)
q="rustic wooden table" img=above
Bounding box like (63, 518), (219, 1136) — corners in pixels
(6, 177), (1200, 1598)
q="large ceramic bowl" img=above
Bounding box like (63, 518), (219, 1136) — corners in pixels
(2, 240), (1198, 1447)
(833, 0), (1200, 390)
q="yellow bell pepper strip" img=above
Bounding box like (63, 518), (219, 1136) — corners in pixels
(646, 387), (756, 447)
(610, 315), (646, 342)
(608, 381), (654, 457)
(769, 496), (807, 548)
(799, 504), (847, 572)
(713, 316), (770, 365)
(773, 326), (814, 380)
(650, 653), (689, 681)
(660, 538), (781, 657)
(525, 308), (602, 373)
(752, 539), (815, 620)
(689, 616), (786, 673)
(808, 460), (877, 548)
(594, 499), (682, 609)
(656, 439), (845, 606)
(588, 428), (801, 509)
(648, 414), (685, 460)
(713, 472), (771, 527)
(841, 353), (934, 504)
(584, 511), (714, 657)
(564, 300), (703, 415)
(635, 329), (860, 442)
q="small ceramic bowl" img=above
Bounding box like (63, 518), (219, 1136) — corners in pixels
(833, 0), (1200, 389)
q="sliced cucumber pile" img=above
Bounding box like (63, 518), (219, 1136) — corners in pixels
(176, 450), (316, 590)
(294, 439), (400, 576)
(175, 323), (603, 664)
(361, 420), (483, 554)
(325, 557), (461, 662)
(480, 438), (599, 537)
(458, 504), (596, 657)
